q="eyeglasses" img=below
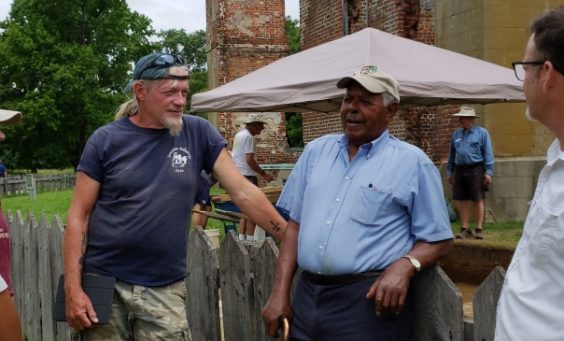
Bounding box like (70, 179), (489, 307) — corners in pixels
(511, 61), (544, 81)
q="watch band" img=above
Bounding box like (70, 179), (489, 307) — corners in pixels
(401, 255), (421, 273)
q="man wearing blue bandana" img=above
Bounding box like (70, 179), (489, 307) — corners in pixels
(63, 52), (287, 340)
(262, 65), (453, 340)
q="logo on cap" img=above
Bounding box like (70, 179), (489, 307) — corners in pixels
(360, 66), (379, 75)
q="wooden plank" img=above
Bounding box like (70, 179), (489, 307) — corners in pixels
(473, 266), (506, 341)
(8, 211), (26, 314)
(219, 232), (255, 341)
(22, 213), (41, 341)
(250, 238), (279, 341)
(412, 264), (465, 341)
(211, 186), (283, 203)
(187, 227), (221, 341)
(214, 209), (246, 220)
(192, 209), (241, 223)
(38, 215), (56, 341)
(51, 216), (71, 341)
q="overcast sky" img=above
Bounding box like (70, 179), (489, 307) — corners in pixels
(0, 0), (299, 33)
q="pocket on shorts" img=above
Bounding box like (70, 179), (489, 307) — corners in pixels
(177, 328), (192, 341)
(169, 280), (188, 301)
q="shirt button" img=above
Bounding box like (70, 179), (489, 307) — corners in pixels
(345, 176), (350, 180)
(326, 220), (331, 224)
(335, 198), (340, 202)
(318, 245), (324, 250)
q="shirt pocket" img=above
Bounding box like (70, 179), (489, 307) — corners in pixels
(470, 141), (481, 154)
(528, 204), (558, 266)
(350, 186), (392, 226)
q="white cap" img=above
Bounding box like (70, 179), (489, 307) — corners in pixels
(243, 113), (267, 125)
(337, 65), (400, 102)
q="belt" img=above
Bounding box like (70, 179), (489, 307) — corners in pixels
(302, 270), (382, 286)
(455, 163), (483, 169)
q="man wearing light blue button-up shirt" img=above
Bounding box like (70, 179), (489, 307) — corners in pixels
(446, 106), (494, 240)
(262, 66), (453, 340)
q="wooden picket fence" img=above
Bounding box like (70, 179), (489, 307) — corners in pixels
(9, 212), (506, 341)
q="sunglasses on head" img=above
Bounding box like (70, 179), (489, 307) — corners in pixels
(153, 54), (185, 67)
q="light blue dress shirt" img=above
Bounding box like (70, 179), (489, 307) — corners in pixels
(277, 130), (453, 275)
(446, 126), (494, 176)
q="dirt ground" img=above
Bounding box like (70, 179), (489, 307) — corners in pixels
(440, 240), (513, 284)
(440, 241), (514, 319)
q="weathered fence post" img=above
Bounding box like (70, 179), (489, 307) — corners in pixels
(51, 215), (71, 341)
(22, 213), (41, 340)
(9, 211), (25, 312)
(412, 264), (465, 341)
(219, 232), (257, 341)
(249, 237), (279, 341)
(38, 215), (56, 341)
(187, 227), (221, 341)
(472, 266), (506, 341)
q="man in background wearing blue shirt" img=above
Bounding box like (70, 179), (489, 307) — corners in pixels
(447, 107), (494, 240)
(262, 65), (453, 340)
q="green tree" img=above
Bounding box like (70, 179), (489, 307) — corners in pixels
(286, 113), (303, 148)
(156, 29), (208, 112)
(0, 0), (155, 171)
(285, 16), (300, 55)
(284, 17), (302, 147)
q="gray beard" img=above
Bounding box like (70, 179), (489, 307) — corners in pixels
(162, 117), (183, 136)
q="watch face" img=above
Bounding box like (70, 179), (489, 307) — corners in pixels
(404, 256), (420, 272)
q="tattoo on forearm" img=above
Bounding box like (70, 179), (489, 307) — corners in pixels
(270, 221), (281, 231)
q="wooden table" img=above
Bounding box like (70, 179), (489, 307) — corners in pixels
(210, 185), (283, 205)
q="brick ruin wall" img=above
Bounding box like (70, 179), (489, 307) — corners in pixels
(208, 0), (460, 165)
(300, 0), (459, 163)
(207, 0), (301, 171)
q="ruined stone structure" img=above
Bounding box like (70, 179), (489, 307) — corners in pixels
(300, 0), (459, 163)
(206, 0), (562, 164)
(206, 0), (300, 168)
(205, 0), (564, 221)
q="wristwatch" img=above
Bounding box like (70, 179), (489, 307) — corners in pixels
(401, 255), (421, 273)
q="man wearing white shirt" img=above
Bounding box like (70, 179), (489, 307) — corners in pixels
(232, 114), (273, 240)
(496, 6), (564, 340)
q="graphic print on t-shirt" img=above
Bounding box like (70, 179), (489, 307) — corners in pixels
(168, 147), (191, 173)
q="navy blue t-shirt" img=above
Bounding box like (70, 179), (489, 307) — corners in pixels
(78, 115), (227, 286)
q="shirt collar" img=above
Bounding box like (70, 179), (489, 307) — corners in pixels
(463, 125), (477, 134)
(547, 138), (564, 166)
(337, 129), (390, 156)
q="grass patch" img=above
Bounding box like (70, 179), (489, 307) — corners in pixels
(3, 190), (74, 222)
(1, 185), (231, 232)
(450, 220), (523, 250)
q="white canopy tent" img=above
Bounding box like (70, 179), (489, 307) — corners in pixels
(191, 28), (524, 113)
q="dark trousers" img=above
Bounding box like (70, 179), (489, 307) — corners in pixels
(290, 273), (414, 341)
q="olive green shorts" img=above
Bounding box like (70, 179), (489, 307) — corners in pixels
(73, 279), (191, 341)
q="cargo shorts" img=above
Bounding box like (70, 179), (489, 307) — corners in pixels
(73, 279), (191, 341)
